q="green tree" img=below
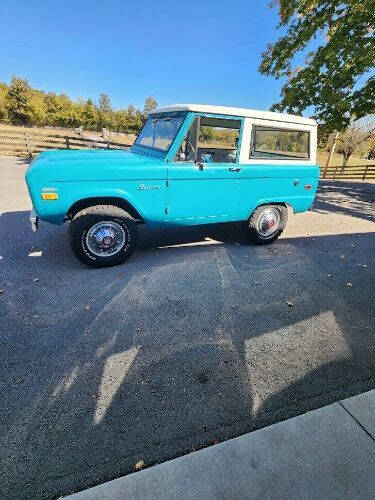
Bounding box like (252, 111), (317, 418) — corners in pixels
(367, 142), (375, 159)
(143, 96), (158, 114)
(99, 93), (112, 113)
(5, 76), (33, 124)
(51, 94), (82, 128)
(199, 126), (215, 143)
(260, 1), (375, 134)
(1, 76), (147, 134)
(28, 89), (47, 126)
(0, 82), (8, 121)
(127, 104), (136, 115)
(336, 118), (375, 167)
(81, 99), (99, 129)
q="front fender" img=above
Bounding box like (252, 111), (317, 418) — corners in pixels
(38, 182), (148, 225)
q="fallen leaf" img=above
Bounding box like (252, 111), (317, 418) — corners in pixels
(285, 300), (294, 307)
(134, 460), (145, 471)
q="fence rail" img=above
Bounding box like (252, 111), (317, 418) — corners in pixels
(321, 164), (375, 180)
(0, 126), (131, 157)
(1, 125), (375, 180)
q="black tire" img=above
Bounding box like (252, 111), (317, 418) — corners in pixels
(244, 204), (288, 245)
(68, 205), (138, 268)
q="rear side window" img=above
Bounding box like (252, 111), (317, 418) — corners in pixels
(250, 127), (310, 160)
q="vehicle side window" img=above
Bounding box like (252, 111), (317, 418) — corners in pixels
(250, 126), (310, 160)
(175, 116), (241, 163)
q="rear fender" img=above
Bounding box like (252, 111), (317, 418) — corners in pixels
(245, 197), (314, 220)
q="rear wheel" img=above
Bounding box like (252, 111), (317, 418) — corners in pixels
(244, 205), (288, 245)
(69, 205), (137, 267)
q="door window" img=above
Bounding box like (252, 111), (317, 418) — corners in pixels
(176, 116), (241, 163)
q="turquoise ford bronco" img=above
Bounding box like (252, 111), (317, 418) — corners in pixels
(25, 104), (319, 267)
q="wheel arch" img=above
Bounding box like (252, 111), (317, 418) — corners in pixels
(67, 197), (144, 223)
(246, 201), (293, 220)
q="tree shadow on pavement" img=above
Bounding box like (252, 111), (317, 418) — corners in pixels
(0, 209), (374, 498)
(314, 180), (375, 222)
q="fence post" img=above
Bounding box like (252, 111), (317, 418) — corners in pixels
(65, 136), (70, 149)
(362, 165), (369, 180)
(24, 131), (33, 157)
(323, 131), (339, 178)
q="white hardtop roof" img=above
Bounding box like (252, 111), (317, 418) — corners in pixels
(152, 104), (317, 126)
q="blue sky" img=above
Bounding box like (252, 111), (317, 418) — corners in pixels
(0, 0), (285, 111)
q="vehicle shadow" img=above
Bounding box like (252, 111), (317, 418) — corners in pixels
(0, 209), (375, 498)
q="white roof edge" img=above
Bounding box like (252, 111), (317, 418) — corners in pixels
(152, 104), (317, 126)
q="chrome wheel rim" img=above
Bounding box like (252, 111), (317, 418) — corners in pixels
(257, 208), (280, 237)
(86, 221), (126, 257)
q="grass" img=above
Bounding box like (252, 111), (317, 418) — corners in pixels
(317, 151), (374, 169)
(0, 122), (135, 144)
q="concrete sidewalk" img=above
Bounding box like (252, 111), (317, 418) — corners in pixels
(68, 390), (375, 499)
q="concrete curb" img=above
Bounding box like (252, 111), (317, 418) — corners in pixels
(67, 390), (375, 499)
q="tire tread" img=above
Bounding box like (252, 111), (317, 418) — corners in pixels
(69, 204), (137, 267)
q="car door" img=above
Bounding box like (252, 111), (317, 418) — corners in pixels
(165, 160), (240, 223)
(165, 114), (243, 223)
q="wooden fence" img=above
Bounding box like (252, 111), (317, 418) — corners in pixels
(321, 164), (375, 180)
(1, 125), (375, 180)
(0, 125), (131, 157)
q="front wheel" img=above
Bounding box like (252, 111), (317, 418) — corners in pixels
(244, 205), (288, 245)
(68, 205), (138, 267)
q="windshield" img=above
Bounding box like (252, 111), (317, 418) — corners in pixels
(134, 111), (186, 152)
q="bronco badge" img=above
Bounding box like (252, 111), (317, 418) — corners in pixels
(138, 184), (160, 190)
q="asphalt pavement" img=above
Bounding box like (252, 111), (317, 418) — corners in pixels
(0, 156), (374, 498)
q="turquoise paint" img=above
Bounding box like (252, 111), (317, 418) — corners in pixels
(25, 112), (319, 229)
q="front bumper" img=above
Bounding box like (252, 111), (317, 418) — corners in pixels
(30, 209), (39, 232)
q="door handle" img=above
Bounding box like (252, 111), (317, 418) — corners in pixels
(229, 167), (241, 172)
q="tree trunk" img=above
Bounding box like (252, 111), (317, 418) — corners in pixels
(340, 154), (350, 172)
(323, 131), (339, 178)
